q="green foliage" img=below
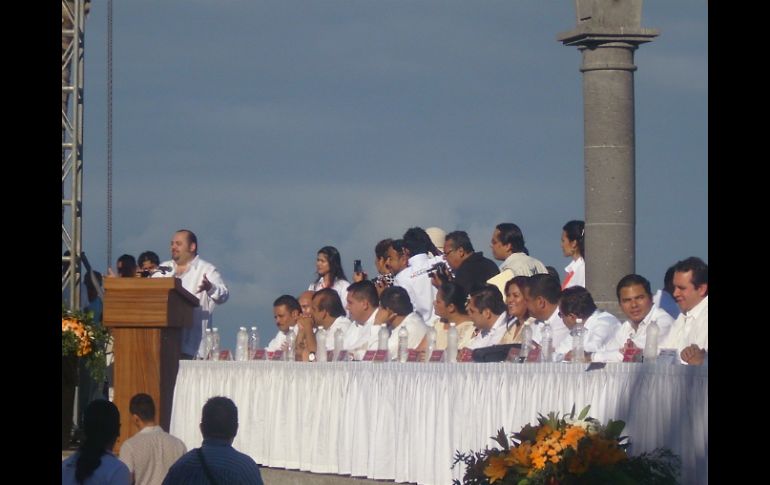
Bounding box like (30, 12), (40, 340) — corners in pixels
(62, 305), (112, 384)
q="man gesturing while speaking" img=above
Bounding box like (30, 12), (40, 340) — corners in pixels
(155, 229), (229, 359)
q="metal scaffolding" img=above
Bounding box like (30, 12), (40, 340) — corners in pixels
(62, 0), (86, 311)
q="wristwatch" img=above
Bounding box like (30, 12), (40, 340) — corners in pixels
(308, 351), (316, 362)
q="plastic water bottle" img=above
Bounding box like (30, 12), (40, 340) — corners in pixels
(571, 319), (585, 363)
(333, 328), (344, 360)
(285, 331), (296, 361)
(235, 326), (249, 361)
(377, 325), (389, 360)
(424, 328), (436, 362)
(248, 326), (260, 356)
(446, 322), (458, 363)
(519, 324), (533, 362)
(540, 322), (552, 363)
(203, 328), (213, 360)
(397, 325), (409, 362)
(316, 328), (327, 361)
(211, 327), (221, 361)
(643, 319), (660, 363)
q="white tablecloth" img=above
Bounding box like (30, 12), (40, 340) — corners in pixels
(169, 361), (707, 485)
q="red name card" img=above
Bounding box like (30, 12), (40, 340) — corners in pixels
(336, 350), (349, 361)
(218, 350), (232, 361)
(506, 347), (521, 363)
(362, 350), (376, 361)
(429, 350), (444, 362)
(326, 350), (334, 362)
(270, 350), (284, 361)
(406, 349), (420, 362)
(373, 349), (388, 362)
(251, 349), (266, 360)
(526, 347), (541, 363)
(458, 348), (474, 362)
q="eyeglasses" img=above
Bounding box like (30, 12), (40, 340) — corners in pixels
(444, 248), (457, 255)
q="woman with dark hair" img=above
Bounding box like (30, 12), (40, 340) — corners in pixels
(62, 400), (130, 485)
(416, 281), (475, 352)
(561, 220), (585, 289)
(308, 246), (350, 306)
(499, 276), (536, 344)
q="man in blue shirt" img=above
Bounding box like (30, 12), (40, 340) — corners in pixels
(162, 397), (264, 485)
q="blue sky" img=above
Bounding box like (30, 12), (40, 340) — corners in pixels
(80, 1), (707, 348)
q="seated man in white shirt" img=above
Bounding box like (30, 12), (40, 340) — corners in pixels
(374, 286), (429, 360)
(659, 257), (708, 365)
(344, 280), (381, 360)
(524, 273), (570, 352)
(465, 284), (509, 349)
(309, 288), (353, 353)
(591, 274), (675, 363)
(555, 286), (621, 362)
(265, 295), (302, 352)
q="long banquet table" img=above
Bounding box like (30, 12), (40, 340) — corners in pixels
(169, 361), (707, 485)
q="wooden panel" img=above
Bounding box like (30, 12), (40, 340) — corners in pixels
(112, 327), (182, 452)
(103, 278), (198, 328)
(102, 277), (196, 452)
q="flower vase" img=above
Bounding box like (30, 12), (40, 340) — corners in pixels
(62, 355), (78, 448)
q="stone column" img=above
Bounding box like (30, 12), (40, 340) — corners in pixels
(558, 0), (657, 316)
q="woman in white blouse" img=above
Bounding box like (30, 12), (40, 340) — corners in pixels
(308, 246), (350, 305)
(560, 220), (585, 289)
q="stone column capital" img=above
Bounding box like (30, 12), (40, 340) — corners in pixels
(557, 28), (659, 49)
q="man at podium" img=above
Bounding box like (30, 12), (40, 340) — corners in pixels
(154, 229), (229, 359)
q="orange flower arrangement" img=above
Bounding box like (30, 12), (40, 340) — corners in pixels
(62, 306), (112, 383)
(452, 405), (680, 485)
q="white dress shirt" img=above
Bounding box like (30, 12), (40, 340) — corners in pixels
(499, 252), (548, 277)
(465, 313), (508, 350)
(309, 277), (350, 310)
(154, 255), (229, 358)
(554, 310), (621, 361)
(563, 257), (585, 289)
(386, 312), (429, 359)
(592, 307), (675, 363)
(660, 296), (708, 363)
(322, 316), (353, 351)
(652, 288), (681, 320)
(393, 253), (438, 323)
(532, 307), (571, 351)
(345, 308), (380, 360)
(265, 325), (298, 352)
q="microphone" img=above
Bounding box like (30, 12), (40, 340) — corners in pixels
(140, 266), (173, 277)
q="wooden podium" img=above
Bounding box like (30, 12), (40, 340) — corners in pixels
(103, 277), (199, 451)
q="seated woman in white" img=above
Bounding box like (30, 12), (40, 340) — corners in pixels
(416, 281), (475, 353)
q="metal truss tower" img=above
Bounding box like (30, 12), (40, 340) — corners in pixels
(62, 0), (86, 311)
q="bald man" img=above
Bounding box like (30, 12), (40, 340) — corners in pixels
(298, 291), (314, 316)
